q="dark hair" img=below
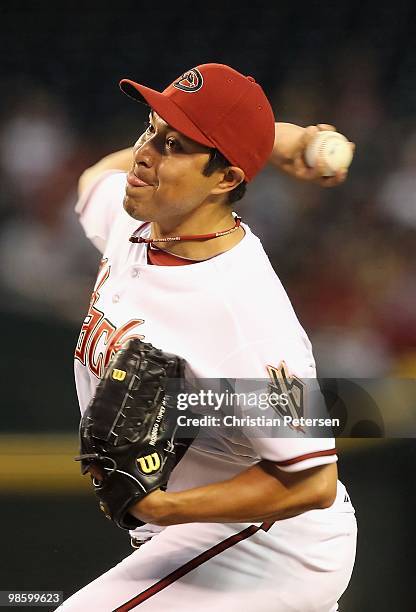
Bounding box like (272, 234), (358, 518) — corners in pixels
(202, 149), (247, 205)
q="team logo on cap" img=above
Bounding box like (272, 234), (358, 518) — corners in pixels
(173, 68), (203, 93)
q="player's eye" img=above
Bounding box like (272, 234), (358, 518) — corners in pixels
(165, 137), (181, 151)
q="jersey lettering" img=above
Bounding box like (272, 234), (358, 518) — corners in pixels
(88, 318), (115, 378)
(75, 259), (144, 378)
(75, 260), (110, 366)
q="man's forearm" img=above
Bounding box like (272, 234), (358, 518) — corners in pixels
(95, 147), (134, 172)
(131, 461), (337, 526)
(78, 147), (133, 195)
(270, 122), (305, 167)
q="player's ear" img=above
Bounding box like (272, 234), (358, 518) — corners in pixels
(211, 166), (245, 196)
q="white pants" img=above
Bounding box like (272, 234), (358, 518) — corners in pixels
(57, 504), (357, 612)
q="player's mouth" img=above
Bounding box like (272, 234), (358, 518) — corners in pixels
(127, 172), (153, 187)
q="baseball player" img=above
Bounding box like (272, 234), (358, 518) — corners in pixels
(60, 64), (356, 611)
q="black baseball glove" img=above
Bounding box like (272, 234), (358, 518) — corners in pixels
(75, 338), (195, 530)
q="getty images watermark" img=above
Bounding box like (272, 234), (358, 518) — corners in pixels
(173, 379), (340, 436)
(176, 388), (290, 410)
(170, 376), (416, 438)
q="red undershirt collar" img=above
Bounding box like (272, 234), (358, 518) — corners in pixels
(147, 245), (201, 266)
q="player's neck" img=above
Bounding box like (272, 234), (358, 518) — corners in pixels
(149, 210), (245, 260)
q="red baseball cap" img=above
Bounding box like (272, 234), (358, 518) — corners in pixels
(119, 63), (275, 181)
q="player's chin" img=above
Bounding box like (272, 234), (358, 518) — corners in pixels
(123, 194), (150, 221)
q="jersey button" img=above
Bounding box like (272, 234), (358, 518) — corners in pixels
(112, 294), (120, 303)
(131, 268), (139, 278)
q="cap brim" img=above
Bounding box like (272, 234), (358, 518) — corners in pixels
(119, 79), (214, 149)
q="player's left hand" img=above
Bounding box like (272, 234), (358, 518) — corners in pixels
(270, 123), (355, 187)
(75, 338), (194, 531)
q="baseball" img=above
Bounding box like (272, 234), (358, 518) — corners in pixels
(304, 131), (353, 176)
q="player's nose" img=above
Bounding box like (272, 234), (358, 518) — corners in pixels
(133, 140), (155, 169)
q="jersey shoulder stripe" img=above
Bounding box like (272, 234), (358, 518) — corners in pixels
(276, 447), (337, 467)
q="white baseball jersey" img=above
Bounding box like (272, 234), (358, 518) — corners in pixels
(74, 170), (337, 463)
(64, 171), (356, 612)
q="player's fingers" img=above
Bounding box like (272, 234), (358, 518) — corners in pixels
(317, 123), (337, 132)
(299, 125), (319, 161)
(314, 153), (328, 177)
(293, 152), (319, 179)
(318, 170), (348, 187)
(292, 154), (309, 177)
(337, 169), (348, 181)
(301, 125), (320, 149)
(350, 142), (356, 153)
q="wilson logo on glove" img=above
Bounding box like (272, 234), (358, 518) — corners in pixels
(137, 452), (161, 474)
(111, 369), (127, 381)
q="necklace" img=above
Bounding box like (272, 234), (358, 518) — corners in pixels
(129, 216), (242, 244)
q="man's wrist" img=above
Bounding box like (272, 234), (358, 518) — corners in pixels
(130, 490), (177, 526)
(271, 122), (306, 167)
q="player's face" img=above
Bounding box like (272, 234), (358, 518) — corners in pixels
(123, 111), (224, 226)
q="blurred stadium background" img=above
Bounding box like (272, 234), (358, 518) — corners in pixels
(0, 2), (415, 610)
